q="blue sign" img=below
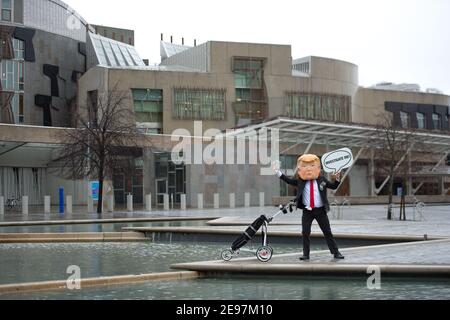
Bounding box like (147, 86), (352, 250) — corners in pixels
(59, 187), (65, 214)
(91, 181), (100, 201)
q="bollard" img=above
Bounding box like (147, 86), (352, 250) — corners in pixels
(127, 194), (133, 212)
(259, 192), (265, 208)
(22, 196), (29, 216)
(66, 195), (73, 214)
(0, 196), (4, 216)
(229, 193), (235, 209)
(244, 193), (250, 208)
(181, 194), (187, 210)
(145, 194), (152, 212)
(59, 187), (64, 214)
(164, 194), (170, 211)
(87, 196), (94, 213)
(44, 196), (51, 214)
(198, 194), (204, 210)
(214, 194), (220, 209)
(107, 194), (114, 213)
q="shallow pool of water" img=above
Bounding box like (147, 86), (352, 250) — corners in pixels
(0, 241), (311, 285)
(3, 275), (450, 300)
(0, 221), (206, 234)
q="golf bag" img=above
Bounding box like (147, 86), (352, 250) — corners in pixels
(231, 215), (269, 252)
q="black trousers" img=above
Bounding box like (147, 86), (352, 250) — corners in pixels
(302, 207), (339, 256)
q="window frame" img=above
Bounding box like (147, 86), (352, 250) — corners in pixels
(1, 0), (12, 22)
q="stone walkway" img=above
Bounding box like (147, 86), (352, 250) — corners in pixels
(171, 239), (450, 277)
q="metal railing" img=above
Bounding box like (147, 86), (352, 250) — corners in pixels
(330, 198), (351, 220)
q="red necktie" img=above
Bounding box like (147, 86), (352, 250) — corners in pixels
(310, 180), (315, 209)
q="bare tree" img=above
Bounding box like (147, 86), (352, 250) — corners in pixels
(373, 113), (419, 220)
(54, 85), (140, 214)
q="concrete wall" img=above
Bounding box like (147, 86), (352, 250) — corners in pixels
(27, 29), (85, 127)
(187, 163), (280, 208)
(353, 87), (450, 126)
(349, 165), (370, 196)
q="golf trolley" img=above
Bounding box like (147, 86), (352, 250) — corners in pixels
(221, 200), (296, 263)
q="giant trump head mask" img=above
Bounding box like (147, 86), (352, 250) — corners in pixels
(297, 154), (321, 181)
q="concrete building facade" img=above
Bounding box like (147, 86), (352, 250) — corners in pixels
(0, 1), (449, 209)
(77, 40), (450, 207)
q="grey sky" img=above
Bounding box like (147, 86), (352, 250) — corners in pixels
(64, 0), (450, 95)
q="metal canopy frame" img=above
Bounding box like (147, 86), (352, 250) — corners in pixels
(220, 117), (450, 154)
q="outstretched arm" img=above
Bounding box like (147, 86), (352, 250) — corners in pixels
(276, 170), (299, 187)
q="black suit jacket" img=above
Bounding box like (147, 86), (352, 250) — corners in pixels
(280, 174), (340, 213)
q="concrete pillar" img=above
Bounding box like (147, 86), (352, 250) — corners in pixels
(213, 194), (220, 209)
(107, 194), (114, 213)
(259, 192), (265, 207)
(127, 194), (133, 212)
(439, 177), (445, 196)
(245, 193), (250, 208)
(369, 149), (376, 196)
(87, 196), (94, 213)
(44, 196), (51, 214)
(0, 196), (4, 216)
(229, 193), (235, 209)
(22, 196), (28, 216)
(198, 194), (204, 210)
(164, 194), (170, 211)
(181, 194), (187, 210)
(145, 194), (152, 212)
(66, 196), (73, 214)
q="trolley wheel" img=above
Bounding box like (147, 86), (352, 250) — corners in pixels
(256, 246), (273, 262)
(221, 250), (234, 262)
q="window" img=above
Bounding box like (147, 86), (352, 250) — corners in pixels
(1, 0), (12, 22)
(132, 89), (163, 123)
(0, 37), (25, 124)
(13, 39), (24, 59)
(232, 58), (267, 125)
(233, 58), (264, 89)
(286, 93), (350, 123)
(416, 112), (426, 129)
(400, 111), (410, 128)
(432, 113), (442, 130)
(18, 94), (24, 123)
(173, 88), (226, 121)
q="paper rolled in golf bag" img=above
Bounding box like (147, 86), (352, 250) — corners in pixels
(231, 215), (269, 252)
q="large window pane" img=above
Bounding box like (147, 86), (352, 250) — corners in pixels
(173, 89), (226, 121)
(286, 93), (350, 123)
(132, 89), (163, 124)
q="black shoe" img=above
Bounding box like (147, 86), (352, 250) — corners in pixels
(334, 253), (345, 260)
(299, 255), (310, 261)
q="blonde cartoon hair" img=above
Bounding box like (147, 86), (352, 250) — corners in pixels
(298, 154), (321, 166)
(294, 154), (321, 178)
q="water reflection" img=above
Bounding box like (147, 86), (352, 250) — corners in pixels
(3, 276), (449, 300)
(0, 242), (305, 286)
(0, 221), (206, 234)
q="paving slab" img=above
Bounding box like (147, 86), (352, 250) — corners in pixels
(171, 239), (450, 277)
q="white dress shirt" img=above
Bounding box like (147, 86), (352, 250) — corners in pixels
(303, 180), (324, 210)
(276, 170), (324, 210)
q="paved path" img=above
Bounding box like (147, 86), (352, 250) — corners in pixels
(171, 239), (450, 277)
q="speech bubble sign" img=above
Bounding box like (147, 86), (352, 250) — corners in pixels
(322, 148), (354, 174)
